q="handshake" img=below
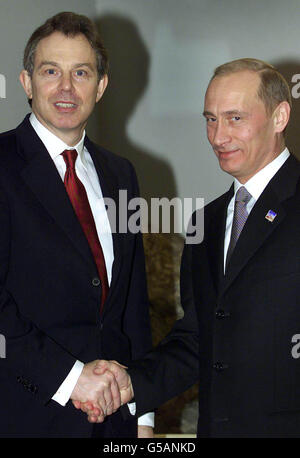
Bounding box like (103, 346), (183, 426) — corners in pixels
(70, 360), (134, 423)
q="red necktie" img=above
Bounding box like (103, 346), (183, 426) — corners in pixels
(61, 149), (109, 312)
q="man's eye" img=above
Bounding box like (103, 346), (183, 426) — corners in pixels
(206, 117), (216, 123)
(232, 116), (241, 121)
(75, 70), (86, 77)
(46, 69), (56, 75)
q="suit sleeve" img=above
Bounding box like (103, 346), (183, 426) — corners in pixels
(127, 242), (199, 416)
(0, 183), (77, 404)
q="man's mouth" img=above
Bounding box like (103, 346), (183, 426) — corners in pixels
(217, 148), (240, 156)
(54, 102), (77, 108)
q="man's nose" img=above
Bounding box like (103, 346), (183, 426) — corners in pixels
(213, 121), (231, 147)
(59, 73), (74, 92)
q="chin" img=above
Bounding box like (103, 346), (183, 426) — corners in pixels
(219, 161), (234, 175)
(219, 158), (243, 176)
(53, 120), (80, 130)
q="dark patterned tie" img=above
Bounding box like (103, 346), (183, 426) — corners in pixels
(225, 186), (252, 270)
(62, 149), (109, 312)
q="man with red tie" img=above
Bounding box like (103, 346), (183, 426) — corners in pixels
(0, 11), (153, 437)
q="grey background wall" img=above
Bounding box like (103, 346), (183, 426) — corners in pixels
(1, 0), (299, 212)
(92, 0), (300, 210)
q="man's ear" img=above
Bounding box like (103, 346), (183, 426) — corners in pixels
(273, 101), (290, 134)
(96, 74), (108, 103)
(19, 70), (33, 100)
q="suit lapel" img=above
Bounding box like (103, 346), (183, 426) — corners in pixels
(207, 186), (234, 294)
(17, 116), (98, 273)
(223, 186), (285, 293)
(16, 116), (127, 312)
(222, 154), (300, 295)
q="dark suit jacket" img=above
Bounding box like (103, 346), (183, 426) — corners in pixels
(0, 115), (152, 437)
(129, 153), (300, 437)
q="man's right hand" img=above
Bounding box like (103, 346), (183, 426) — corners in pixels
(72, 360), (134, 423)
(70, 360), (122, 422)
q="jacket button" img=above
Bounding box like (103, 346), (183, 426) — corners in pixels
(213, 362), (228, 371)
(215, 309), (225, 319)
(29, 384), (38, 394)
(215, 309), (230, 319)
(92, 277), (101, 287)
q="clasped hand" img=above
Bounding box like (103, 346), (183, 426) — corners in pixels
(71, 360), (133, 423)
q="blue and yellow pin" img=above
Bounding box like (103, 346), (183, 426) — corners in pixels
(265, 210), (277, 222)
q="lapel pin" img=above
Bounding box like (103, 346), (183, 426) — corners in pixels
(265, 210), (277, 223)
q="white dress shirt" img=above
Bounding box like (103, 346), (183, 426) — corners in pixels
(224, 148), (290, 272)
(29, 113), (154, 427)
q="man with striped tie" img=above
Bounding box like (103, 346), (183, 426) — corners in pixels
(83, 58), (300, 437)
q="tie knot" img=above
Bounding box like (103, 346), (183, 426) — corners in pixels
(61, 149), (78, 169)
(235, 186), (252, 205)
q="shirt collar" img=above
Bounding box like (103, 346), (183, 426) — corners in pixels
(29, 113), (87, 167)
(233, 148), (290, 201)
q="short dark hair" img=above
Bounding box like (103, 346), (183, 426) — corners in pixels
(23, 11), (108, 80)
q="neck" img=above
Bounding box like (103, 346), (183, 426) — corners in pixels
(32, 113), (85, 146)
(273, 132), (286, 157)
(52, 128), (84, 147)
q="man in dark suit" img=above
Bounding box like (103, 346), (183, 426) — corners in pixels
(0, 11), (153, 437)
(83, 58), (300, 437)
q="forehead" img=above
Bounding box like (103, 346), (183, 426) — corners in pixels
(34, 31), (96, 66)
(204, 70), (263, 112)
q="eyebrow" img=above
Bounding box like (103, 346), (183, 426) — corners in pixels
(203, 110), (249, 117)
(223, 110), (249, 117)
(203, 110), (215, 117)
(37, 61), (96, 71)
(37, 61), (59, 70)
(73, 63), (96, 71)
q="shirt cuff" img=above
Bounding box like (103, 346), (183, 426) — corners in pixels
(127, 402), (154, 428)
(52, 360), (84, 406)
(138, 412), (155, 428)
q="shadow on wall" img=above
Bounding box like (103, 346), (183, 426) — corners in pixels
(274, 60), (300, 160)
(88, 13), (177, 203)
(88, 14), (198, 434)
